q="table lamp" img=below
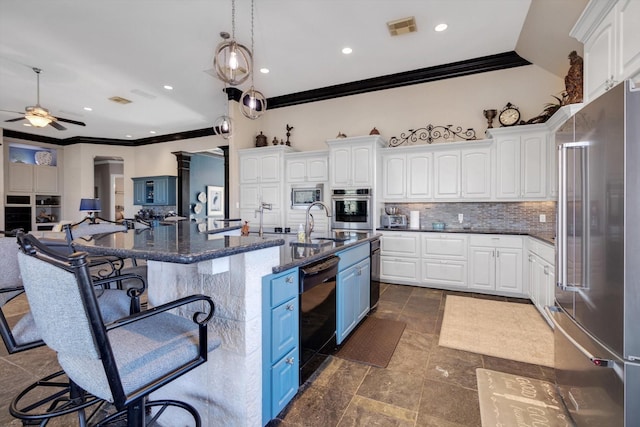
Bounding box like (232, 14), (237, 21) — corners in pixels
(79, 198), (101, 223)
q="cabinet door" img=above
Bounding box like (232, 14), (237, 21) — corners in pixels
(495, 247), (523, 294)
(433, 151), (460, 199)
(240, 155), (260, 183)
(271, 347), (298, 417)
(407, 153), (432, 199)
(306, 157), (328, 182)
(521, 134), (546, 198)
(495, 137), (520, 199)
(34, 166), (58, 194)
(461, 148), (491, 199)
(468, 247), (495, 291)
(271, 298), (298, 362)
(330, 146), (352, 187)
(153, 178), (168, 205)
(337, 266), (359, 344)
(286, 159), (306, 182)
(618, 0), (640, 83)
(260, 154), (281, 182)
(133, 179), (146, 205)
(261, 183), (282, 207)
(8, 163), (34, 192)
(351, 145), (373, 187)
(356, 258), (370, 323)
(584, 8), (616, 101)
(382, 154), (406, 199)
(380, 256), (419, 283)
(240, 185), (260, 209)
(421, 259), (467, 288)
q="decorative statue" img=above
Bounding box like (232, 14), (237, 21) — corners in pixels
(285, 124), (293, 146)
(565, 51), (583, 104)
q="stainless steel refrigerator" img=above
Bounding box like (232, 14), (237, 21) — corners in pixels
(547, 80), (640, 426)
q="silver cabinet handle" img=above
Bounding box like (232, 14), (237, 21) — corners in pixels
(286, 304), (294, 311)
(496, 250), (500, 258)
(543, 265), (549, 275)
(285, 275), (293, 283)
(286, 357), (295, 365)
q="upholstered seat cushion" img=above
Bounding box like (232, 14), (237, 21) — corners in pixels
(11, 289), (133, 346)
(58, 312), (221, 402)
(0, 237), (22, 306)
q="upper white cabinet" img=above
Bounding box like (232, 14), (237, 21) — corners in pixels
(8, 162), (59, 194)
(380, 147), (432, 201)
(489, 125), (548, 200)
(285, 151), (328, 183)
(461, 146), (491, 199)
(326, 135), (385, 189)
(240, 146), (293, 184)
(571, 0), (640, 102)
(433, 150), (460, 199)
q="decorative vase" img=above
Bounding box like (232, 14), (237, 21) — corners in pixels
(255, 131), (268, 147)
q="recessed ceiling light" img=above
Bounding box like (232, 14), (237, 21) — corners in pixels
(163, 85), (173, 90)
(125, 134), (133, 138)
(23, 123), (32, 127)
(83, 107), (93, 111)
(260, 68), (270, 74)
(434, 23), (448, 32)
(342, 47), (353, 55)
(149, 130), (156, 134)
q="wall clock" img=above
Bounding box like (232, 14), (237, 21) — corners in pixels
(498, 102), (521, 127)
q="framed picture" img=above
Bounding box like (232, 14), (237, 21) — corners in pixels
(207, 186), (224, 216)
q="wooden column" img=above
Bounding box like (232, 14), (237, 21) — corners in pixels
(172, 151), (192, 217)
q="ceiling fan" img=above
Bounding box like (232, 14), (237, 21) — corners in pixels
(1, 67), (86, 130)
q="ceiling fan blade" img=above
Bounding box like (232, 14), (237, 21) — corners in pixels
(4, 116), (26, 123)
(49, 121), (67, 131)
(54, 116), (86, 127)
(0, 109), (25, 115)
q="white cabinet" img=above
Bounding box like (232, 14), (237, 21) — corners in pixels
(468, 235), (524, 295)
(461, 146), (491, 199)
(239, 146), (294, 228)
(572, 0), (640, 102)
(433, 150), (460, 199)
(528, 238), (556, 325)
(8, 163), (59, 194)
(490, 126), (548, 200)
(326, 135), (385, 188)
(421, 233), (468, 288)
(285, 151), (328, 183)
(380, 148), (432, 201)
(380, 231), (420, 284)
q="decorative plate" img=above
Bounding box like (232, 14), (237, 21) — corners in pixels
(197, 192), (207, 203)
(35, 151), (53, 165)
(194, 203), (203, 214)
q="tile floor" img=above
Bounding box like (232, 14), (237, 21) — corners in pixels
(0, 283), (556, 426)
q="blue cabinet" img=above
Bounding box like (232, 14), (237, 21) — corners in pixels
(336, 243), (370, 344)
(131, 175), (177, 206)
(262, 268), (299, 426)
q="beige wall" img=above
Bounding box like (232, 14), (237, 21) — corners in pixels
(1, 63), (564, 223)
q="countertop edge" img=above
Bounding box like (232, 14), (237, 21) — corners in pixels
(376, 227), (555, 246)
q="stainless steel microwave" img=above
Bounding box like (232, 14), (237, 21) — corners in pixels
(291, 184), (323, 209)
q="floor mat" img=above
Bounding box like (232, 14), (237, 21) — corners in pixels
(439, 295), (554, 367)
(477, 368), (572, 427)
(336, 316), (406, 368)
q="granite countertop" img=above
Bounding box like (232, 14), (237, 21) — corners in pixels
(73, 221), (284, 264)
(376, 227), (555, 245)
(250, 230), (380, 274)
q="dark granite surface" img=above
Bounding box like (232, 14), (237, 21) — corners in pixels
(376, 227), (555, 246)
(73, 221), (284, 264)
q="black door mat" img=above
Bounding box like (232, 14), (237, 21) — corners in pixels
(336, 316), (406, 368)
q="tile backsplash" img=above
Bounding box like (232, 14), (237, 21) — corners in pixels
(385, 201), (557, 238)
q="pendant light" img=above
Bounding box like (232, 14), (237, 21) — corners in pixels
(213, 0), (252, 86)
(213, 86), (233, 139)
(240, 0), (267, 120)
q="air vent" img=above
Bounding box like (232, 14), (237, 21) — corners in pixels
(109, 96), (132, 105)
(387, 16), (417, 36)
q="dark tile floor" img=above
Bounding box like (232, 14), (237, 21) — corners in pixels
(0, 284), (555, 426)
(270, 284), (556, 427)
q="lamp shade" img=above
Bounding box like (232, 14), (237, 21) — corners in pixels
(79, 198), (101, 212)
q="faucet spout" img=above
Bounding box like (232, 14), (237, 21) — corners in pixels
(305, 201), (331, 240)
(255, 201), (273, 237)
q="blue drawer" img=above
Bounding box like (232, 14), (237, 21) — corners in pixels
(337, 242), (369, 270)
(271, 268), (298, 307)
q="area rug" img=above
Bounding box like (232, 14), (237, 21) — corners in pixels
(476, 368), (571, 426)
(336, 316), (406, 368)
(439, 296), (554, 367)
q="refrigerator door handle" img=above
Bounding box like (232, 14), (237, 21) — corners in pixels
(545, 306), (614, 368)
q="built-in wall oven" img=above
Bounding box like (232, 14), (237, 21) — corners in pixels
(299, 256), (339, 385)
(331, 188), (372, 230)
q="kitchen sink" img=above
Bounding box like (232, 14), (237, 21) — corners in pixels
(289, 239), (333, 249)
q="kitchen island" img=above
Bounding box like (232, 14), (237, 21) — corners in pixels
(73, 221), (378, 426)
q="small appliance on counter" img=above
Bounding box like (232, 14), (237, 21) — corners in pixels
(380, 214), (407, 228)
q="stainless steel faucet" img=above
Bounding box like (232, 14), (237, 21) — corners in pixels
(305, 201), (331, 240)
(255, 201), (272, 237)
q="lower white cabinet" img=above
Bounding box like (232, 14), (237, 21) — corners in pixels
(468, 235), (523, 295)
(380, 232), (420, 284)
(421, 233), (468, 288)
(528, 238), (555, 325)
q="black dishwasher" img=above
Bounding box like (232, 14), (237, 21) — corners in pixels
(299, 256), (339, 385)
(370, 238), (380, 310)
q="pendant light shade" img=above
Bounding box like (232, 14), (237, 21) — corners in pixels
(213, 114), (233, 139)
(213, 37), (252, 86)
(240, 86), (266, 120)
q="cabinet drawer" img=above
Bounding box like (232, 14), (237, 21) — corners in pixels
(337, 243), (369, 270)
(271, 297), (298, 362)
(380, 256), (419, 282)
(469, 235), (523, 249)
(422, 234), (467, 258)
(381, 233), (420, 258)
(529, 238), (555, 264)
(271, 269), (299, 306)
(421, 259), (467, 287)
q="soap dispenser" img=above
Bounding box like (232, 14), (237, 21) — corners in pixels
(297, 224), (305, 242)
